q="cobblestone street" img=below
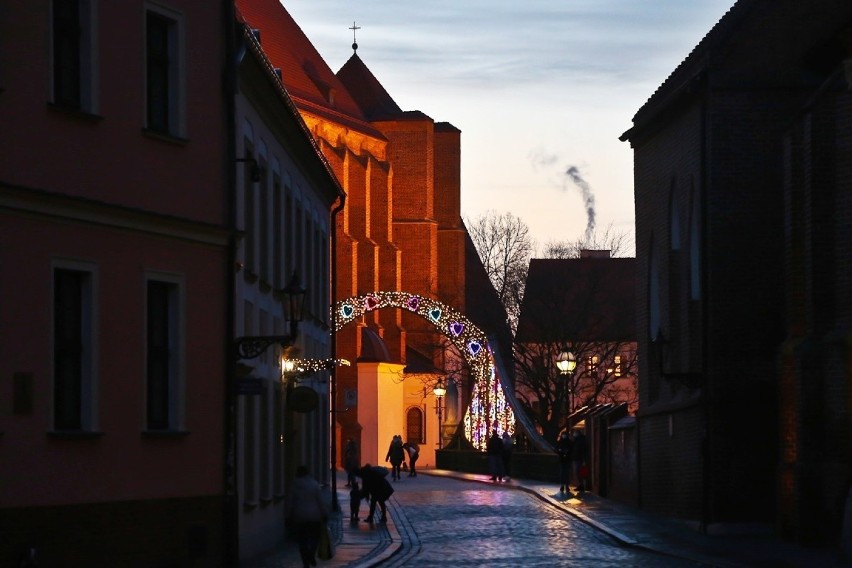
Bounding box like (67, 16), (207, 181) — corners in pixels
(380, 475), (709, 567)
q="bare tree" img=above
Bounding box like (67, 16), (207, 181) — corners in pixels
(542, 222), (634, 259)
(513, 339), (637, 444)
(466, 211), (534, 332)
(513, 255), (637, 444)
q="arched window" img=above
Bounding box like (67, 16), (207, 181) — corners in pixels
(406, 407), (424, 444)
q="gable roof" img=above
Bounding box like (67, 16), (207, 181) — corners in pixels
(463, 225), (513, 371)
(337, 53), (403, 121)
(516, 257), (636, 344)
(234, 0), (386, 140)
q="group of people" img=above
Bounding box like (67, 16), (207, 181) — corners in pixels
(385, 434), (420, 480)
(486, 430), (514, 481)
(342, 436), (420, 526)
(556, 428), (588, 493)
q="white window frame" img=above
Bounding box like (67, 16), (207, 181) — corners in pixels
(144, 271), (186, 432)
(143, 2), (186, 137)
(51, 260), (99, 432)
(49, 0), (99, 113)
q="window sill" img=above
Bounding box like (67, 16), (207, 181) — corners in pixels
(47, 430), (104, 439)
(142, 128), (189, 146)
(142, 430), (190, 438)
(47, 102), (104, 122)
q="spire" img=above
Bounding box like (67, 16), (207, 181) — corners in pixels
(349, 21), (360, 53)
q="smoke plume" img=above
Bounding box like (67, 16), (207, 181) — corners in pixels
(565, 165), (596, 242)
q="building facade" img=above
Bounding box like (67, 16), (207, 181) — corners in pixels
(231, 18), (343, 561)
(0, 1), (230, 565)
(235, 0), (469, 477)
(621, 0), (851, 547)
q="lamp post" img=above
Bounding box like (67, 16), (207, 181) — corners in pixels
(433, 378), (446, 450)
(234, 272), (306, 359)
(556, 350), (577, 415)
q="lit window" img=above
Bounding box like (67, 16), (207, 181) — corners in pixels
(613, 355), (622, 377)
(587, 354), (599, 372)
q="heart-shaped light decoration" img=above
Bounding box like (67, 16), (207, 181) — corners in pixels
(365, 296), (379, 311)
(406, 296), (420, 311)
(428, 307), (442, 322)
(449, 322), (464, 336)
(341, 304), (354, 318)
(468, 341), (481, 356)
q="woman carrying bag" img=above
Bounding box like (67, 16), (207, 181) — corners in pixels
(286, 465), (329, 568)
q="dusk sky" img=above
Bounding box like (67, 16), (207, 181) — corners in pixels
(283, 1), (735, 255)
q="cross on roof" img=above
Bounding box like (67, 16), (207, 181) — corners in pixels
(349, 21), (360, 52)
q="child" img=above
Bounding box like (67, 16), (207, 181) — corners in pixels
(349, 479), (363, 522)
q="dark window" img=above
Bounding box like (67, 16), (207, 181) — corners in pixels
(273, 175), (282, 289)
(406, 407), (424, 444)
(147, 281), (173, 429)
(54, 269), (85, 429)
(53, 0), (81, 108)
(146, 12), (171, 132)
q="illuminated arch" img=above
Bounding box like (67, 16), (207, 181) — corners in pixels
(334, 291), (514, 450)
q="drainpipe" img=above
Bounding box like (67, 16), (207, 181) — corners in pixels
(223, 2), (240, 563)
(699, 73), (711, 536)
(329, 190), (346, 512)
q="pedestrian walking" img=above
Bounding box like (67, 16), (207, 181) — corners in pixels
(487, 429), (505, 481)
(556, 430), (573, 493)
(344, 438), (359, 487)
(572, 429), (588, 491)
(501, 431), (513, 480)
(358, 464), (394, 524)
(402, 441), (419, 477)
(349, 479), (364, 523)
(285, 465), (329, 568)
(385, 435), (405, 481)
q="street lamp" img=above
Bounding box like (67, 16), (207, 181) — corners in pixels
(234, 272), (306, 360)
(433, 378), (446, 450)
(556, 351), (577, 375)
(556, 351), (577, 416)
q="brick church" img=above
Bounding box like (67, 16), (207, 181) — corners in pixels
(235, 0), (475, 469)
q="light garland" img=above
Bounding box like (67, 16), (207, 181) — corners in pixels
(281, 357), (350, 380)
(334, 291), (514, 450)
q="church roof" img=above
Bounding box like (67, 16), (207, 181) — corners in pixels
(337, 53), (403, 121)
(463, 224), (513, 373)
(358, 327), (392, 363)
(234, 0), (386, 140)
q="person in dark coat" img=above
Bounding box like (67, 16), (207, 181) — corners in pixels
(501, 432), (514, 480)
(344, 438), (359, 487)
(285, 465), (329, 568)
(358, 464), (394, 523)
(487, 430), (505, 481)
(402, 442), (419, 477)
(556, 430), (574, 493)
(385, 435), (405, 481)
(572, 429), (588, 491)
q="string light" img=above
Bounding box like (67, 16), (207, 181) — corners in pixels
(334, 291), (515, 450)
(280, 357), (350, 380)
